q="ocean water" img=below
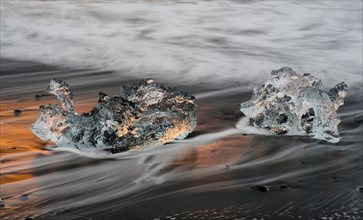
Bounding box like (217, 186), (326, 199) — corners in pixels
(1, 0), (362, 89)
(1, 1), (363, 219)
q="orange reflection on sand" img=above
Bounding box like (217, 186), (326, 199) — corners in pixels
(0, 98), (94, 184)
(157, 134), (252, 178)
(0, 100), (46, 154)
(0, 100), (45, 184)
(192, 134), (252, 168)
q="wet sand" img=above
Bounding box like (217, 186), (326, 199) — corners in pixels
(1, 59), (363, 219)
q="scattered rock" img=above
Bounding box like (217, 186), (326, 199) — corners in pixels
(20, 194), (29, 201)
(255, 184), (289, 192)
(14, 109), (22, 116)
(14, 108), (37, 116)
(35, 94), (51, 100)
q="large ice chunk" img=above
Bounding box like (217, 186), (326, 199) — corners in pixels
(240, 67), (347, 143)
(31, 79), (197, 153)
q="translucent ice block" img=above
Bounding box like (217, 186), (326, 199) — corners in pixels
(240, 67), (347, 143)
(32, 79), (197, 153)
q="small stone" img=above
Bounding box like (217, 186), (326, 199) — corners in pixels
(0, 198), (4, 208)
(255, 184), (288, 192)
(256, 185), (269, 192)
(35, 94), (51, 100)
(14, 109), (22, 116)
(20, 194), (28, 201)
(278, 185), (288, 190)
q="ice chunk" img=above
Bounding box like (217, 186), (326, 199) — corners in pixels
(240, 67), (347, 143)
(31, 79), (197, 153)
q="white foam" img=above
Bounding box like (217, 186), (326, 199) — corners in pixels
(1, 0), (362, 89)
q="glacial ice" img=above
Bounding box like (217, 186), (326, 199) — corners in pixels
(240, 67), (347, 143)
(31, 79), (197, 153)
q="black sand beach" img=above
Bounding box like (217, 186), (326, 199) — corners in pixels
(1, 59), (362, 220)
(1, 0), (363, 219)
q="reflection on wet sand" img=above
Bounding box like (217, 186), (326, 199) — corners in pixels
(1, 100), (46, 185)
(152, 134), (251, 180)
(180, 135), (251, 169)
(0, 98), (96, 184)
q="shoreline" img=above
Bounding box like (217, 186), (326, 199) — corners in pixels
(1, 58), (362, 219)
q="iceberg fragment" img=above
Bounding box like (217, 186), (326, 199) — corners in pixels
(240, 67), (347, 143)
(31, 79), (197, 153)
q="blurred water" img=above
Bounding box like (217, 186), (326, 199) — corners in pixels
(1, 0), (362, 89)
(1, 1), (363, 219)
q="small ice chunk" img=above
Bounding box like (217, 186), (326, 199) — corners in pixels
(240, 67), (347, 143)
(31, 79), (197, 153)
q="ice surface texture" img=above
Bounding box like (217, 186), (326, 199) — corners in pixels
(31, 79), (197, 153)
(240, 67), (347, 143)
